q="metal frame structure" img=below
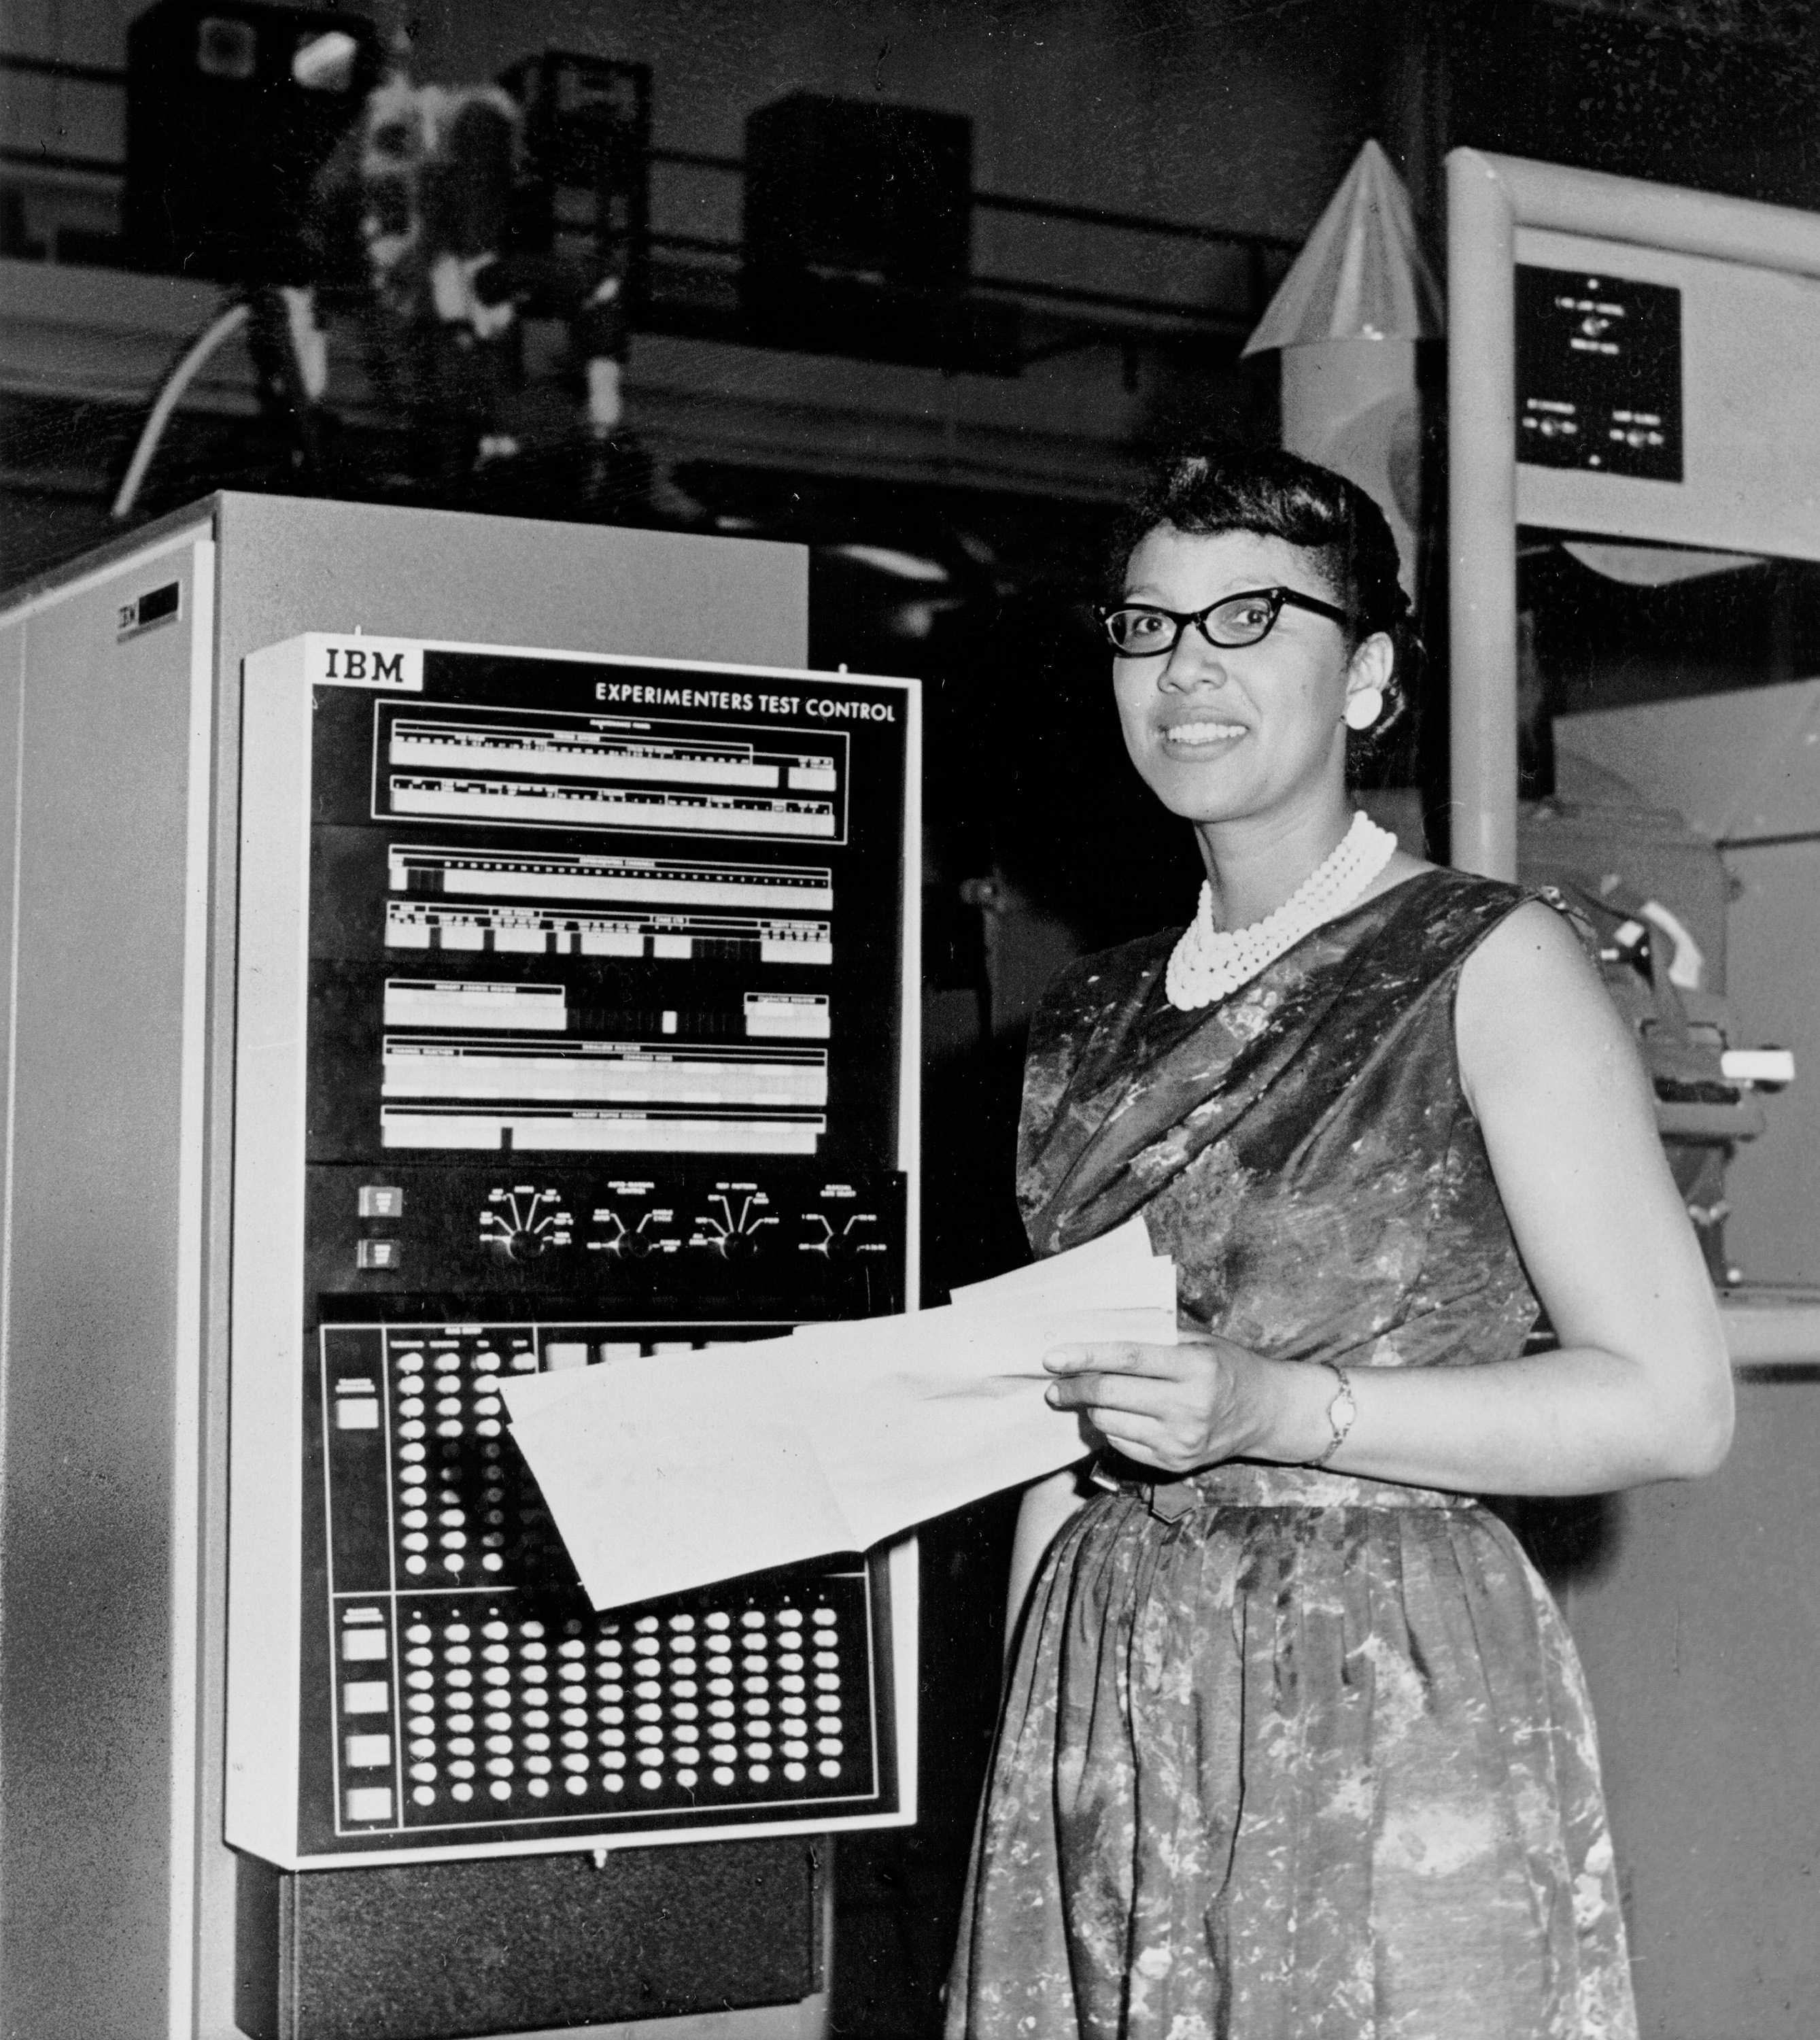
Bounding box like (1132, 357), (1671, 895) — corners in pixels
(1444, 146), (1820, 878)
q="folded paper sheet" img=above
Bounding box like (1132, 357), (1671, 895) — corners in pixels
(502, 1217), (1175, 1610)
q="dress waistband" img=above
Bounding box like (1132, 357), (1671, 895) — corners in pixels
(1100, 1456), (1482, 1522)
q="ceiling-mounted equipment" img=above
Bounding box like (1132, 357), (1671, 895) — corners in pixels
(124, 0), (383, 282)
(741, 92), (1018, 374)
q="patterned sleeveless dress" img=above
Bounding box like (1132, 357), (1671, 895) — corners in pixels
(944, 869), (1638, 2040)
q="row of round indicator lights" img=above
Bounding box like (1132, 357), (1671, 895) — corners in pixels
(391, 1345), (540, 1379)
(398, 1739), (843, 1805)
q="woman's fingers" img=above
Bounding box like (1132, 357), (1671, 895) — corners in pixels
(1044, 1369), (1177, 1419)
(1044, 1340), (1205, 1379)
(1042, 1338), (1249, 1469)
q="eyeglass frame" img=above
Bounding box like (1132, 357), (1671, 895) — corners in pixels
(1095, 585), (1354, 658)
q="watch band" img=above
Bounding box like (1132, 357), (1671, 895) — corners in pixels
(1309, 1363), (1357, 1467)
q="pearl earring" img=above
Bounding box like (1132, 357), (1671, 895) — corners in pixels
(1343, 685), (1385, 732)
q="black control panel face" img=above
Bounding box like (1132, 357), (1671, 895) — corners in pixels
(269, 645), (915, 1858)
(309, 665), (908, 1179)
(307, 1321), (889, 1850)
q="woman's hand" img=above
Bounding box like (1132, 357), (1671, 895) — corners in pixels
(1043, 1332), (1317, 1474)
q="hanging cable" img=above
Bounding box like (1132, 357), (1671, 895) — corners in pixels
(110, 299), (252, 520)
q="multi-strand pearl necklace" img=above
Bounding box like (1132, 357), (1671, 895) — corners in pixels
(1165, 809), (1398, 1012)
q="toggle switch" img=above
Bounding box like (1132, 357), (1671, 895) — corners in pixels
(358, 1185), (405, 1218)
(357, 1239), (402, 1270)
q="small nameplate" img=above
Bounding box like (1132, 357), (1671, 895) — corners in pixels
(310, 636), (424, 692)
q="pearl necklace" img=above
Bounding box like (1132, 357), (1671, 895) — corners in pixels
(1165, 809), (1398, 1011)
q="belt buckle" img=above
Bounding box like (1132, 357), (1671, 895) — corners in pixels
(1094, 1453), (1198, 1523)
(1141, 1478), (1197, 1523)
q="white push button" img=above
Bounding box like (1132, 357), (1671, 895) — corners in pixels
(345, 1786), (394, 1821)
(342, 1681), (388, 1713)
(341, 1629), (388, 1661)
(345, 1734), (392, 1767)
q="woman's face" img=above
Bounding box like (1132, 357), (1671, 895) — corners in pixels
(1112, 524), (1383, 829)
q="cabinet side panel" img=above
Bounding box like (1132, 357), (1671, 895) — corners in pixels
(0, 545), (207, 2039)
(0, 612), (22, 2013)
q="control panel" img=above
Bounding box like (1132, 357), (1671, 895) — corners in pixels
(309, 1319), (887, 1848)
(307, 1164), (906, 1320)
(226, 634), (918, 1867)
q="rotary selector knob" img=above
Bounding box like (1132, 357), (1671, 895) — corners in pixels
(801, 1187), (882, 1261)
(479, 1185), (572, 1261)
(589, 1201), (676, 1260)
(691, 1185), (777, 1261)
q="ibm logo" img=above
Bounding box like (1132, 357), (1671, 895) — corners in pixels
(313, 639), (422, 690)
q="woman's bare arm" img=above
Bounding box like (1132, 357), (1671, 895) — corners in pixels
(1044, 902), (1734, 1495)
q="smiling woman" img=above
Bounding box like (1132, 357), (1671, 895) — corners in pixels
(943, 446), (1731, 2040)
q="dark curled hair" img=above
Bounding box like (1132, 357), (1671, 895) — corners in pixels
(1108, 443), (1421, 758)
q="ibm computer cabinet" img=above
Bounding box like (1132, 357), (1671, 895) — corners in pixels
(0, 494), (920, 2040)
